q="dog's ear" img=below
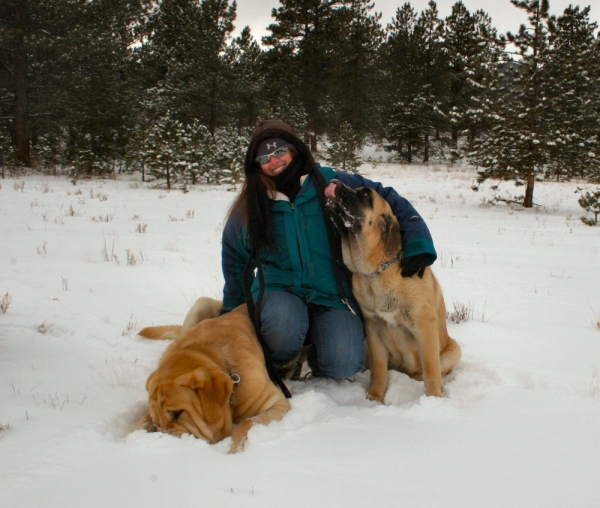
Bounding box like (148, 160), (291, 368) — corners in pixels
(176, 368), (234, 423)
(381, 214), (402, 258)
(146, 372), (157, 393)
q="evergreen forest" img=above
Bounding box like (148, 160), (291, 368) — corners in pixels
(1, 0), (599, 206)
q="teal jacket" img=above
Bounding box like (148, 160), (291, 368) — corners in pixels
(221, 165), (437, 312)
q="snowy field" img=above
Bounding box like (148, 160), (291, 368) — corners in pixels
(1, 160), (599, 507)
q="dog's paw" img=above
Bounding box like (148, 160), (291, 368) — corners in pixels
(366, 391), (385, 404)
(424, 380), (444, 398)
(228, 419), (254, 453)
(227, 436), (247, 454)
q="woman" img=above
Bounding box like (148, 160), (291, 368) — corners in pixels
(221, 120), (436, 381)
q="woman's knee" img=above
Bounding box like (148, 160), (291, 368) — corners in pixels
(260, 292), (309, 365)
(309, 307), (365, 378)
(319, 340), (364, 379)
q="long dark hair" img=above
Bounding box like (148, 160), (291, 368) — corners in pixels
(228, 120), (315, 251)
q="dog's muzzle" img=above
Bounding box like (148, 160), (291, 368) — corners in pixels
(326, 180), (360, 229)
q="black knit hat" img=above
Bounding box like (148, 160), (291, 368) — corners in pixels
(256, 138), (295, 158)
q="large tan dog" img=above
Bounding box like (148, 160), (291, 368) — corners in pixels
(137, 297), (290, 453)
(326, 181), (461, 401)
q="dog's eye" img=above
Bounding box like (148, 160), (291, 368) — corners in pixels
(167, 410), (183, 421)
(358, 188), (374, 207)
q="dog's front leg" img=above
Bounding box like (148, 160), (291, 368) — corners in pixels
(414, 311), (443, 397)
(229, 418), (255, 453)
(228, 398), (290, 453)
(365, 321), (390, 403)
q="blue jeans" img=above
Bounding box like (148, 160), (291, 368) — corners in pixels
(260, 291), (364, 379)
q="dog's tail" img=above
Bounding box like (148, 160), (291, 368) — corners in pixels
(138, 297), (224, 341)
(138, 325), (182, 340)
(181, 297), (223, 333)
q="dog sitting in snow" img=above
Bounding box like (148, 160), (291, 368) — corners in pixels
(326, 180), (461, 401)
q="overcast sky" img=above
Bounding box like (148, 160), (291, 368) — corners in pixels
(235, 0), (600, 41)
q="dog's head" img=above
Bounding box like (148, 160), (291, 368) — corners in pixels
(138, 351), (235, 444)
(326, 180), (402, 274)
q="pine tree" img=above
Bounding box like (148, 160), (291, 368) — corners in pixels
(0, 0), (87, 166)
(271, 91), (310, 140)
(124, 120), (153, 181)
(544, 6), (600, 181)
(327, 0), (383, 142)
(324, 122), (362, 173)
(63, 0), (150, 176)
(0, 0), (149, 169)
(140, 0), (237, 133)
(183, 120), (216, 185)
(461, 10), (505, 153)
(33, 133), (66, 175)
(378, 2), (447, 163)
(417, 1), (450, 154)
(263, 0), (345, 151)
(470, 1), (600, 205)
(228, 27), (267, 130)
(144, 114), (187, 189)
(470, 0), (553, 208)
(443, 2), (504, 154)
(575, 186), (600, 225)
(211, 126), (248, 184)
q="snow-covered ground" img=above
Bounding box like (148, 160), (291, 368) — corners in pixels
(1, 160), (599, 507)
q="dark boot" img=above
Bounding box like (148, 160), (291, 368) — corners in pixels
(274, 345), (311, 381)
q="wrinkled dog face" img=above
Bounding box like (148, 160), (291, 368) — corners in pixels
(326, 180), (402, 272)
(141, 359), (234, 444)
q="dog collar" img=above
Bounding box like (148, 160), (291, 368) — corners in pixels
(228, 367), (241, 406)
(363, 254), (401, 279)
(378, 253), (402, 272)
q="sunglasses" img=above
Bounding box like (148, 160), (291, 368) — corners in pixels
(255, 146), (290, 165)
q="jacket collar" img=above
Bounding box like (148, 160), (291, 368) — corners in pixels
(269, 174), (310, 202)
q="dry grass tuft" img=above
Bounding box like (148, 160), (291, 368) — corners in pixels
(0, 292), (12, 314)
(447, 300), (472, 324)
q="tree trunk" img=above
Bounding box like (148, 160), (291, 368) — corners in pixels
(166, 157), (171, 189)
(307, 118), (317, 152)
(13, 0), (32, 167)
(524, 169), (534, 208)
(423, 134), (429, 163)
(451, 126), (458, 143)
(209, 77), (217, 135)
